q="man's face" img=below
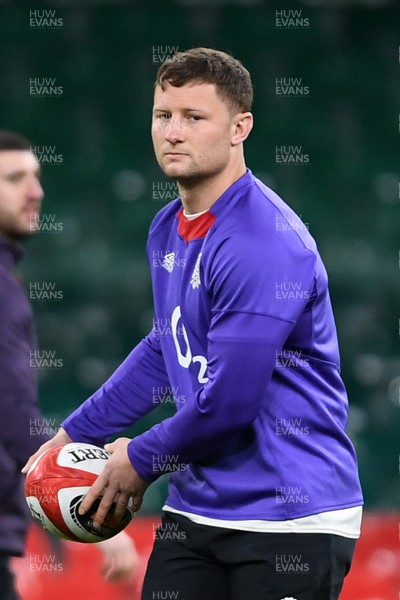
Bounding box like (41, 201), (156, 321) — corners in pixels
(0, 150), (43, 240)
(151, 82), (238, 184)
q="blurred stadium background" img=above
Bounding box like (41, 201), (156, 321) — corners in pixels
(1, 0), (399, 597)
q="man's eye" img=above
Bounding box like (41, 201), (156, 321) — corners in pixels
(189, 115), (202, 121)
(156, 113), (171, 121)
(7, 174), (23, 183)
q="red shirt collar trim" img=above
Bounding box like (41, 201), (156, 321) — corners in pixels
(176, 209), (216, 242)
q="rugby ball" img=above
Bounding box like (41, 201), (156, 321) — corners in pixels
(25, 442), (133, 542)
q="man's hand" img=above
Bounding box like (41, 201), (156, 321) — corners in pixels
(78, 437), (150, 528)
(21, 427), (73, 474)
(97, 531), (139, 583)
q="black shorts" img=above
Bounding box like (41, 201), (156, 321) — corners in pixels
(141, 512), (357, 600)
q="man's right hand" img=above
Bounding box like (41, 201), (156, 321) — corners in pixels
(21, 427), (73, 474)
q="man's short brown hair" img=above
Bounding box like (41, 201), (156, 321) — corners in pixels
(0, 130), (32, 152)
(155, 47), (253, 114)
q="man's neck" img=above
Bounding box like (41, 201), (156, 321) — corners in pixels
(177, 162), (247, 215)
(0, 233), (24, 267)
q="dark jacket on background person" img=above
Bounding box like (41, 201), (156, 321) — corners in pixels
(0, 236), (48, 557)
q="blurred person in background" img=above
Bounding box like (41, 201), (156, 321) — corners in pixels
(0, 130), (138, 599)
(24, 48), (363, 600)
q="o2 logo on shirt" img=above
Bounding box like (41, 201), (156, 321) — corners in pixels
(171, 306), (208, 384)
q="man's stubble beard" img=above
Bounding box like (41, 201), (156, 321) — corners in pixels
(1, 226), (36, 242)
(160, 157), (226, 190)
(0, 213), (38, 242)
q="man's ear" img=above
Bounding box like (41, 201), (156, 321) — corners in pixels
(231, 112), (253, 146)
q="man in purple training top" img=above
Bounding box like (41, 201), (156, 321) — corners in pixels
(24, 49), (363, 599)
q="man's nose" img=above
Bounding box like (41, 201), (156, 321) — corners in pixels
(27, 177), (44, 201)
(164, 117), (185, 143)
